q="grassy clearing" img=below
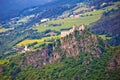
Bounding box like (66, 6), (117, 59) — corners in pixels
(0, 28), (13, 33)
(0, 60), (9, 65)
(17, 35), (60, 47)
(98, 35), (112, 40)
(0, 28), (6, 33)
(17, 39), (40, 46)
(104, 2), (120, 11)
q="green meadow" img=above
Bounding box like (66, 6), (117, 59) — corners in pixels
(34, 2), (119, 33)
(17, 35), (60, 48)
(0, 28), (13, 33)
(0, 60), (9, 65)
(34, 12), (102, 32)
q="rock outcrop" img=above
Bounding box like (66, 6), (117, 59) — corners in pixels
(61, 31), (103, 57)
(107, 47), (120, 70)
(61, 24), (86, 37)
(20, 29), (108, 67)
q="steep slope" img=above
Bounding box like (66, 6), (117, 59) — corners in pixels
(1, 27), (120, 80)
(0, 29), (110, 80)
(107, 46), (120, 80)
(0, 0), (120, 80)
(90, 9), (120, 36)
(1, 46), (120, 80)
(14, 29), (108, 67)
(90, 8), (120, 46)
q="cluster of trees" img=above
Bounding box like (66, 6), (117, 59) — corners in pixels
(1, 46), (119, 80)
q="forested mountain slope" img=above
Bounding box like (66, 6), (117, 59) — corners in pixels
(0, 0), (120, 80)
(0, 28), (111, 80)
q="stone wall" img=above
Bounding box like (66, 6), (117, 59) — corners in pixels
(61, 24), (86, 37)
(61, 30), (71, 37)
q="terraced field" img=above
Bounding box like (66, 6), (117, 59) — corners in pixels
(16, 35), (60, 48)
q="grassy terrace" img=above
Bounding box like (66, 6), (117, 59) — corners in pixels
(0, 60), (9, 65)
(16, 35), (60, 48)
(98, 35), (112, 40)
(0, 28), (13, 33)
(0, 28), (6, 33)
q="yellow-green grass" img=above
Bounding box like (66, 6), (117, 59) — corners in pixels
(83, 9), (104, 16)
(0, 60), (9, 65)
(104, 2), (120, 11)
(17, 35), (60, 47)
(74, 8), (86, 13)
(0, 28), (6, 32)
(98, 35), (112, 40)
(0, 28), (13, 33)
(34, 13), (101, 32)
(83, 2), (120, 16)
(17, 39), (40, 46)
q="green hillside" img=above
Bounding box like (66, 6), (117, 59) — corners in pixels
(34, 2), (120, 33)
(34, 13), (101, 32)
(0, 0), (120, 80)
(15, 47), (120, 80)
(0, 29), (120, 80)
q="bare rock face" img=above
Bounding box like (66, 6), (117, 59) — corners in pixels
(20, 45), (61, 67)
(108, 49), (120, 70)
(0, 66), (3, 72)
(60, 30), (107, 57)
(21, 47), (53, 67)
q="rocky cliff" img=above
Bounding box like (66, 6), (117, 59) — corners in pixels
(107, 46), (120, 70)
(19, 30), (108, 67)
(60, 30), (105, 57)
